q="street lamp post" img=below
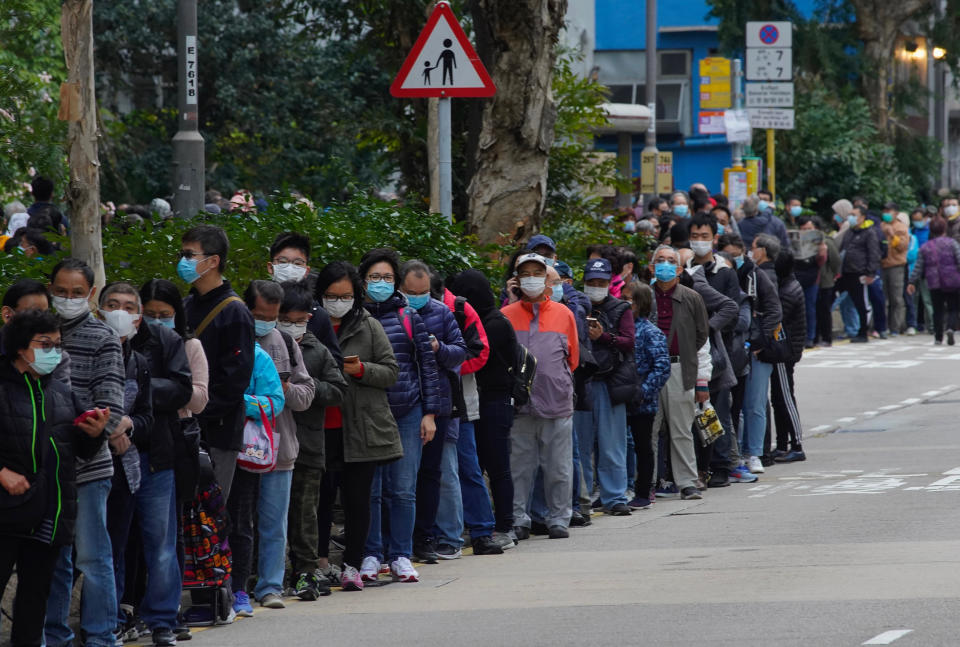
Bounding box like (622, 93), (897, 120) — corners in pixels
(172, 0), (205, 217)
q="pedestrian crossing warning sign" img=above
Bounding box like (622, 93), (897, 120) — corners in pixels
(390, 2), (496, 98)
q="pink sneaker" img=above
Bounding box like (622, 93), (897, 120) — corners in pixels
(359, 556), (379, 582)
(340, 565), (364, 591)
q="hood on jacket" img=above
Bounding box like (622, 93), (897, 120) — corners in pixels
(450, 269), (495, 315)
(832, 199), (853, 219)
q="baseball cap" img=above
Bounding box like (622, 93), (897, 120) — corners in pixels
(525, 234), (556, 253)
(583, 258), (612, 281)
(554, 260), (573, 279)
(514, 253), (548, 272)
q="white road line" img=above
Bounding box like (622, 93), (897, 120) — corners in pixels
(862, 411), (879, 416)
(809, 425), (833, 433)
(923, 390), (942, 396)
(942, 467), (960, 475)
(863, 629), (913, 644)
(836, 417), (856, 423)
(878, 405), (901, 410)
(900, 398), (921, 404)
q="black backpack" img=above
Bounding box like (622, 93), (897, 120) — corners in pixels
(509, 343), (537, 407)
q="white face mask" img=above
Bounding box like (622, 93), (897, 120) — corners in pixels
(52, 295), (91, 320)
(519, 276), (546, 298)
(690, 241), (713, 257)
(272, 263), (308, 283)
(946, 205), (960, 218)
(323, 298), (354, 319)
(100, 309), (140, 339)
(747, 250), (756, 261)
(278, 321), (308, 340)
(583, 285), (609, 303)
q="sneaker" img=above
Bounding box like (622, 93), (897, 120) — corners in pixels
(627, 495), (651, 509)
(707, 470), (730, 488)
(776, 449), (807, 463)
(471, 535), (504, 555)
(390, 557), (419, 583)
(804, 340), (815, 349)
(359, 555), (380, 582)
(729, 465), (759, 483)
(436, 544), (462, 560)
(260, 592), (285, 609)
(569, 510), (590, 526)
(604, 502), (632, 516)
(590, 497), (603, 509)
(530, 521), (550, 536)
(152, 629), (176, 647)
(173, 625), (191, 642)
(548, 525), (569, 539)
(906, 327), (917, 336)
(316, 563), (342, 586)
(878, 331), (888, 340)
(769, 449), (787, 461)
(215, 607), (236, 626)
(329, 532), (346, 551)
(294, 572), (323, 601)
(747, 456), (765, 474)
(949, 330), (956, 346)
(232, 591), (254, 617)
(680, 486), (702, 500)
(491, 531), (516, 550)
(818, 340), (833, 347)
(413, 537), (439, 564)
(655, 482), (680, 497)
(649, 487), (656, 503)
(340, 565), (364, 591)
(850, 335), (868, 343)
(513, 526), (530, 541)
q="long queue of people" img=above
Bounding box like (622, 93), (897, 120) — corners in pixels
(9, 187), (945, 646)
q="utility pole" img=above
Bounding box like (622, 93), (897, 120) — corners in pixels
(172, 0), (205, 218)
(642, 0), (658, 205)
(732, 58), (744, 167)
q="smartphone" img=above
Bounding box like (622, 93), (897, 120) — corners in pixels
(73, 409), (100, 426)
(344, 355), (360, 362)
(279, 371), (291, 382)
(586, 317), (599, 325)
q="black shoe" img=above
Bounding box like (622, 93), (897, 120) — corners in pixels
(471, 535), (504, 555)
(413, 537), (439, 564)
(569, 510), (589, 527)
(850, 335), (868, 343)
(680, 486), (703, 500)
(949, 330), (956, 346)
(153, 629), (176, 647)
(707, 471), (730, 488)
(590, 497), (603, 509)
(513, 525), (530, 541)
(530, 521), (550, 536)
(604, 502), (632, 516)
(173, 625), (191, 642)
(548, 525), (569, 539)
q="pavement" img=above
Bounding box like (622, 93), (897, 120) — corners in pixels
(6, 335), (960, 646)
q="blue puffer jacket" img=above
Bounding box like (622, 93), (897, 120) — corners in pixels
(630, 317), (671, 416)
(414, 298), (468, 422)
(365, 293), (442, 419)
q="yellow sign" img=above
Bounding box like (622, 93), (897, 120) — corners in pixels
(641, 151), (657, 194)
(656, 152), (673, 194)
(744, 157), (761, 197)
(699, 57), (731, 109)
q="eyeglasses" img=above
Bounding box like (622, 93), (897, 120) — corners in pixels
(274, 257), (308, 267)
(30, 338), (62, 351)
(367, 273), (394, 283)
(323, 294), (354, 302)
(178, 250), (209, 260)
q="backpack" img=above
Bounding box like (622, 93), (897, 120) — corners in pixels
(508, 343), (537, 407)
(236, 398), (277, 473)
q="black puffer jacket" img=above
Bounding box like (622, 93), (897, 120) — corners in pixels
(130, 322), (192, 472)
(839, 221), (882, 276)
(0, 358), (103, 546)
(777, 272), (807, 364)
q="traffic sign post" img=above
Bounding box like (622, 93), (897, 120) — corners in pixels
(391, 2), (496, 222)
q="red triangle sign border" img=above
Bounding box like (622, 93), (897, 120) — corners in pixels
(390, 2), (496, 99)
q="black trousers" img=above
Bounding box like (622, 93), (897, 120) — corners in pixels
(227, 469), (260, 593)
(315, 428), (376, 570)
(816, 286), (836, 343)
(413, 418), (448, 542)
(0, 535), (59, 646)
(771, 362), (803, 451)
(627, 412), (656, 494)
(930, 288), (960, 342)
(475, 394), (515, 533)
(839, 273), (870, 337)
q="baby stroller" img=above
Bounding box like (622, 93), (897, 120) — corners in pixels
(181, 448), (233, 625)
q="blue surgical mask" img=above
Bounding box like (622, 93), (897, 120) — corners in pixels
(717, 224), (726, 235)
(402, 292), (430, 310)
(913, 219), (928, 229)
(624, 220), (636, 233)
(144, 316), (176, 330)
(255, 319), (277, 337)
(758, 200), (769, 212)
(790, 206), (802, 217)
(177, 257), (201, 284)
(654, 262), (678, 282)
(366, 280), (394, 303)
(881, 213), (893, 223)
(550, 284), (564, 302)
(543, 258), (556, 267)
(734, 255), (745, 269)
(673, 204), (689, 217)
(847, 214), (859, 227)
(833, 213), (844, 224)
(28, 347), (62, 376)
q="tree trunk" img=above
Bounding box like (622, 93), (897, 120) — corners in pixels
(467, 0), (567, 246)
(61, 0), (104, 287)
(851, 0), (928, 137)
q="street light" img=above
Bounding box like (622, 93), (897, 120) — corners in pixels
(934, 46), (947, 60)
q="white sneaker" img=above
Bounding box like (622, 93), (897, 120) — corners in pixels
(747, 456), (765, 474)
(390, 557), (419, 583)
(906, 327), (917, 336)
(359, 555), (380, 582)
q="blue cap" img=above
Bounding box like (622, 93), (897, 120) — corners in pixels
(583, 258), (612, 281)
(554, 260), (573, 279)
(525, 234), (556, 253)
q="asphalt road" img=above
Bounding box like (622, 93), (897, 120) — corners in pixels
(180, 336), (960, 647)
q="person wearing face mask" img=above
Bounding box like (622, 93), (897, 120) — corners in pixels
(906, 208), (933, 335)
(99, 282), (185, 647)
(908, 217), (960, 346)
(738, 195), (790, 250)
(0, 279), (74, 385)
(180, 225), (255, 500)
(836, 205), (882, 343)
(0, 310), (108, 647)
(785, 196), (804, 226)
(357, 248), (441, 584)
(940, 196), (960, 243)
(576, 258), (636, 515)
(670, 191), (691, 219)
(312, 262), (399, 591)
(236, 280), (308, 611)
(275, 282), (346, 600)
(880, 211), (910, 335)
(396, 260), (471, 562)
(502, 253), (579, 539)
(44, 258), (126, 647)
(267, 232), (342, 366)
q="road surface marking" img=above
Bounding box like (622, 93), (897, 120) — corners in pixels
(900, 398), (921, 404)
(878, 405), (901, 410)
(863, 629), (912, 644)
(923, 390), (942, 396)
(862, 411), (879, 416)
(810, 425), (833, 433)
(836, 417), (856, 423)
(942, 466), (960, 475)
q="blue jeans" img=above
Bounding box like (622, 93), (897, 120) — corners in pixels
(580, 381), (628, 508)
(834, 292), (860, 337)
(366, 404), (423, 561)
(803, 283), (818, 342)
(45, 477), (117, 647)
(868, 276), (886, 333)
(254, 469), (293, 599)
(573, 410), (594, 496)
(741, 356), (773, 459)
(433, 439), (462, 548)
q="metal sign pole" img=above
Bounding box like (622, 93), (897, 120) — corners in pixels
(438, 95), (452, 223)
(732, 58), (743, 167)
(172, 0), (205, 218)
(767, 128), (775, 200)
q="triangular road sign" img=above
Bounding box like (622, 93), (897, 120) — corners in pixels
(390, 2), (496, 98)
